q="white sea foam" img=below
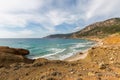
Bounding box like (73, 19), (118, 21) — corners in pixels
(41, 48), (66, 57)
(70, 42), (94, 49)
(30, 48), (66, 59)
(70, 43), (86, 49)
(59, 43), (78, 46)
(45, 49), (82, 60)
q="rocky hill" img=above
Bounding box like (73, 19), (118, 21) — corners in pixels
(46, 18), (120, 39)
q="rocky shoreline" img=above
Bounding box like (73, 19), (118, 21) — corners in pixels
(0, 34), (120, 80)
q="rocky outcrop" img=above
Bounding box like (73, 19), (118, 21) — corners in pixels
(0, 46), (33, 66)
(0, 46), (29, 55)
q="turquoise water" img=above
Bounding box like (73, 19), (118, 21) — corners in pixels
(0, 38), (95, 60)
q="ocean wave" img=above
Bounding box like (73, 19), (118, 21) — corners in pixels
(59, 43), (78, 46)
(44, 48), (82, 60)
(42, 48), (66, 57)
(70, 43), (86, 49)
(30, 48), (66, 59)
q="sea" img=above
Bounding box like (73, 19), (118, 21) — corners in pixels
(0, 38), (95, 60)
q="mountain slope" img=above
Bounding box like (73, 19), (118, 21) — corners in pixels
(46, 18), (120, 39)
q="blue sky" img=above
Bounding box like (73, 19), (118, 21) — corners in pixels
(0, 0), (120, 38)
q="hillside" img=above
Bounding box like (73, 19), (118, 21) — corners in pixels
(46, 18), (120, 39)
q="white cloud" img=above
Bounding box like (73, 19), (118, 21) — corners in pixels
(46, 10), (66, 25)
(0, 29), (34, 38)
(0, 0), (43, 13)
(0, 0), (44, 28)
(0, 13), (27, 27)
(85, 0), (120, 20)
(73, 26), (82, 32)
(18, 29), (34, 37)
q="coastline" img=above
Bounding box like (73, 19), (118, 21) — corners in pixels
(64, 47), (91, 61)
(65, 38), (101, 61)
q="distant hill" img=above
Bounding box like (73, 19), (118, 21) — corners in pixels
(45, 34), (72, 38)
(45, 18), (120, 39)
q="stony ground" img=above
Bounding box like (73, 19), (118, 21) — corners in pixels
(0, 34), (120, 80)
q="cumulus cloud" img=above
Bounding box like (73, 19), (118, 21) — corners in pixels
(0, 0), (43, 27)
(0, 0), (42, 13)
(0, 0), (120, 38)
(85, 0), (120, 20)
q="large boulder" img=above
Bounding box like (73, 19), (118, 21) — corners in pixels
(0, 46), (29, 55)
(16, 48), (29, 55)
(32, 58), (48, 67)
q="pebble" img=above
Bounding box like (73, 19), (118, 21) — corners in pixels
(99, 62), (107, 69)
(110, 57), (114, 61)
(77, 78), (83, 80)
(50, 72), (62, 76)
(97, 77), (101, 80)
(79, 52), (83, 55)
(46, 77), (56, 80)
(88, 72), (95, 76)
(78, 73), (82, 76)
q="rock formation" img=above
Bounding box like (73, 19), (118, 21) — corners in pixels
(0, 46), (33, 67)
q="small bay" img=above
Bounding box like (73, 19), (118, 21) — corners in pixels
(0, 38), (95, 60)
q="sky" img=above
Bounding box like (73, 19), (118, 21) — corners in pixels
(0, 0), (120, 38)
